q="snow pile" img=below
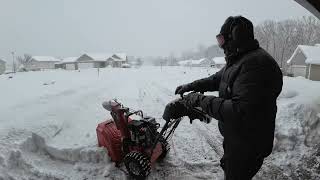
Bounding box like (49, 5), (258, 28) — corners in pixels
(0, 67), (320, 179)
(257, 76), (320, 179)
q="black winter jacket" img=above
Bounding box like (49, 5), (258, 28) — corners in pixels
(190, 44), (283, 158)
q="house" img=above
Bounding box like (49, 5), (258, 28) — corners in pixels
(0, 59), (6, 74)
(178, 58), (213, 67)
(55, 57), (79, 70)
(178, 60), (192, 66)
(287, 45), (320, 81)
(107, 53), (127, 67)
(28, 56), (61, 70)
(212, 57), (226, 69)
(190, 58), (214, 67)
(77, 53), (113, 69)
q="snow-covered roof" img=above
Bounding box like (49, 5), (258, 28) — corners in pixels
(0, 59), (6, 64)
(287, 45), (320, 65)
(212, 57), (226, 65)
(114, 53), (127, 60)
(190, 58), (208, 65)
(178, 58), (211, 66)
(178, 60), (191, 66)
(84, 53), (113, 61)
(108, 56), (126, 62)
(62, 57), (78, 63)
(31, 56), (61, 62)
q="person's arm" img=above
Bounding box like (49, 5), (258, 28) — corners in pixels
(190, 67), (225, 92)
(198, 61), (268, 121)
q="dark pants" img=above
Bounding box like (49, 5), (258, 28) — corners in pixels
(220, 154), (263, 180)
(218, 121), (264, 180)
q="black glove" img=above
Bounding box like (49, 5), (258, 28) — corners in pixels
(162, 98), (189, 121)
(175, 83), (193, 95)
(184, 92), (205, 108)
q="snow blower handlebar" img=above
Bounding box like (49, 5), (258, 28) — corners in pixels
(162, 94), (212, 124)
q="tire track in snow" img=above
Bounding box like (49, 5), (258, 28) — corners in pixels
(148, 81), (223, 179)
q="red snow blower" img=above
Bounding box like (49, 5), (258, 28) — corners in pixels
(96, 97), (211, 179)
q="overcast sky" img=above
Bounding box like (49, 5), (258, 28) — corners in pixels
(0, 0), (314, 61)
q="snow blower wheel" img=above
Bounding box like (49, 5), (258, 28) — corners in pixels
(124, 151), (151, 179)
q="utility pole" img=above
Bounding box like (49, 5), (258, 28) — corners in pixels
(11, 51), (16, 73)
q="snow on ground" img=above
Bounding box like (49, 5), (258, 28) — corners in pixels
(0, 67), (320, 180)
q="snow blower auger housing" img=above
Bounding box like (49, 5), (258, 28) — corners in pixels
(96, 98), (212, 179)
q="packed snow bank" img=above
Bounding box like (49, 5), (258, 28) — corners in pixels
(1, 67), (320, 179)
(21, 133), (108, 163)
(256, 76), (320, 180)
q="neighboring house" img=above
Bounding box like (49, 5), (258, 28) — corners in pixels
(28, 56), (61, 70)
(178, 58), (213, 67)
(55, 57), (79, 70)
(107, 53), (127, 67)
(212, 57), (226, 69)
(77, 53), (107, 69)
(178, 60), (192, 66)
(0, 59), (6, 74)
(190, 58), (214, 67)
(77, 53), (113, 69)
(287, 45), (320, 81)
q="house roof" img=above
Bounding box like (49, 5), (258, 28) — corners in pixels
(294, 0), (320, 19)
(114, 53), (127, 60)
(84, 53), (113, 61)
(212, 57), (226, 65)
(31, 56), (61, 62)
(110, 57), (126, 62)
(191, 58), (209, 65)
(178, 58), (211, 65)
(178, 60), (191, 65)
(62, 57), (78, 63)
(287, 45), (320, 65)
(0, 59), (6, 64)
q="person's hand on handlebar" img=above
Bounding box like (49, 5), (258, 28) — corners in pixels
(175, 83), (194, 96)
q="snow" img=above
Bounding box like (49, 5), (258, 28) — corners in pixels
(287, 45), (320, 65)
(212, 57), (226, 65)
(0, 67), (320, 179)
(31, 56), (61, 62)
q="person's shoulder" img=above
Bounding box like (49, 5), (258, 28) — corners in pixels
(244, 48), (274, 62)
(239, 48), (278, 72)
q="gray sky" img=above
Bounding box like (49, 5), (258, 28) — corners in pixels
(0, 0), (314, 61)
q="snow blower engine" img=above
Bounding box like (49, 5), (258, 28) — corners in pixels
(96, 97), (211, 179)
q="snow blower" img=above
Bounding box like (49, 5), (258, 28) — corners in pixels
(96, 97), (211, 179)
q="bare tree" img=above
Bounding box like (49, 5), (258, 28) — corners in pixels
(255, 16), (320, 71)
(17, 54), (33, 70)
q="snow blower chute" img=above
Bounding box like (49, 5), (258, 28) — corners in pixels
(96, 97), (211, 179)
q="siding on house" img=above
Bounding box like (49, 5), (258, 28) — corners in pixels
(309, 64), (320, 81)
(290, 51), (307, 66)
(28, 60), (57, 70)
(27, 56), (61, 70)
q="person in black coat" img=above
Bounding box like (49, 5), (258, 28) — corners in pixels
(174, 16), (283, 179)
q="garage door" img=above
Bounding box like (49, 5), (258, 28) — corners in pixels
(78, 62), (94, 69)
(66, 64), (76, 70)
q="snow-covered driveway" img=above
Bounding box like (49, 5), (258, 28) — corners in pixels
(1, 66), (320, 180)
(0, 67), (226, 179)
